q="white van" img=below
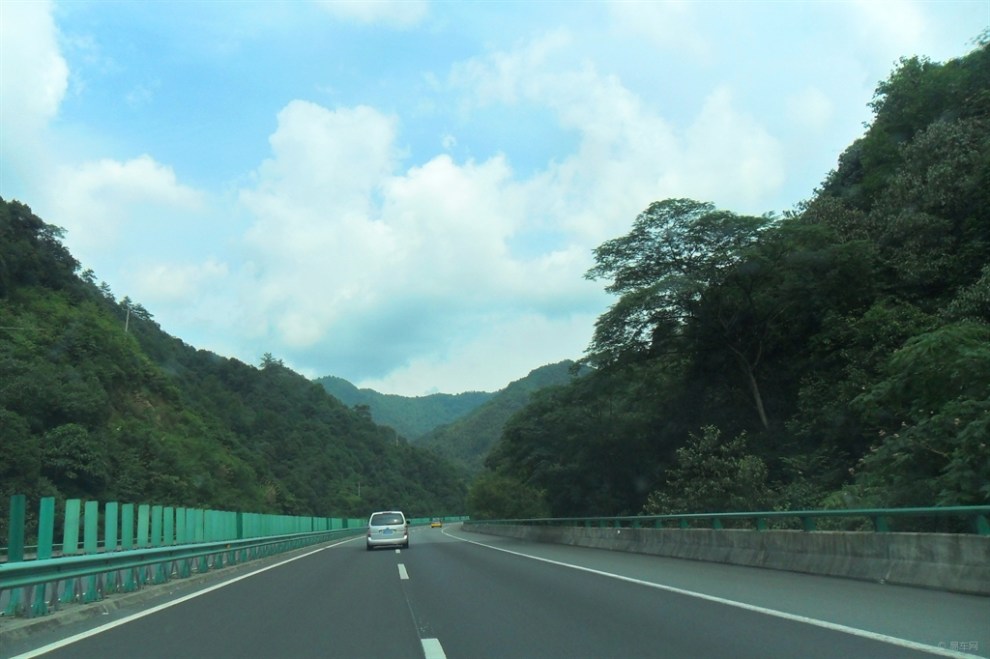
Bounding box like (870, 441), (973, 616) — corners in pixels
(366, 510), (409, 550)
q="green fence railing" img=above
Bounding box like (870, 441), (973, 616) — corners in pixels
(407, 516), (470, 526)
(0, 494), (367, 618)
(464, 506), (990, 535)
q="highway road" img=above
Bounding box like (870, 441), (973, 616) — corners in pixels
(3, 524), (987, 658)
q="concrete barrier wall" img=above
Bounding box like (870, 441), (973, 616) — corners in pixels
(465, 524), (990, 595)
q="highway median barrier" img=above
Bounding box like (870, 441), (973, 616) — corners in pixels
(464, 506), (990, 596)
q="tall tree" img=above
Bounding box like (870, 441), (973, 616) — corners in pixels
(585, 199), (772, 423)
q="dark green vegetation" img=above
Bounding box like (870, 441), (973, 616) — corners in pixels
(0, 201), (466, 534)
(315, 375), (492, 440)
(472, 40), (990, 520)
(417, 361), (586, 476)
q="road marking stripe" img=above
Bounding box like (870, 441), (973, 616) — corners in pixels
(446, 531), (979, 659)
(421, 638), (446, 659)
(9, 536), (362, 659)
(398, 563), (409, 580)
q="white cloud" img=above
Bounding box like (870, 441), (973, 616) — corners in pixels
(132, 259), (229, 302)
(449, 31), (785, 235)
(0, 0), (68, 194)
(357, 311), (598, 395)
(50, 155), (203, 259)
(847, 0), (927, 57)
(0, 0), (68, 129)
(680, 87), (785, 210)
(242, 100), (398, 221)
(239, 101), (402, 345)
(313, 0), (428, 28)
(234, 94), (606, 386)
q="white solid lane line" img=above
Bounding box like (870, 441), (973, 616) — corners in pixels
(444, 530), (980, 659)
(398, 563), (409, 580)
(10, 536), (363, 659)
(421, 638), (447, 659)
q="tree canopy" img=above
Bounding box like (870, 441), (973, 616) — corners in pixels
(470, 40), (990, 520)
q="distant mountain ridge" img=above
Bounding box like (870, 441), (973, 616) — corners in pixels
(417, 361), (586, 475)
(315, 376), (493, 440)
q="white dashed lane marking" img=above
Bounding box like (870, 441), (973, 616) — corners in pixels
(421, 638), (447, 659)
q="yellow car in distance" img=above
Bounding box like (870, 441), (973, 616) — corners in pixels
(430, 518), (443, 528)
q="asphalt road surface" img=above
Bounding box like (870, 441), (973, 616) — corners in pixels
(3, 524), (987, 659)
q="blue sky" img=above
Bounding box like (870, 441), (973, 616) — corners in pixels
(2, 1), (987, 395)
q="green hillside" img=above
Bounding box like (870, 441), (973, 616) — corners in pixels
(0, 200), (466, 532)
(417, 361), (585, 475)
(315, 375), (492, 440)
(474, 40), (990, 519)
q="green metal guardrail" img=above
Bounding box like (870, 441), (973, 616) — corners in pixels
(1, 494), (366, 618)
(464, 506), (990, 535)
(407, 516), (470, 526)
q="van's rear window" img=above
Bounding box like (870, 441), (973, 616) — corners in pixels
(371, 514), (403, 525)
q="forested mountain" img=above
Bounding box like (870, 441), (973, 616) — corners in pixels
(0, 202), (466, 530)
(417, 361), (586, 475)
(473, 40), (990, 520)
(315, 375), (492, 440)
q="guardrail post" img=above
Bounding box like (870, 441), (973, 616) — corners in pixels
(105, 502), (119, 551)
(4, 495), (26, 616)
(137, 504), (150, 548)
(32, 497), (56, 616)
(151, 505), (167, 583)
(121, 503), (136, 592)
(105, 502), (119, 594)
(712, 518), (723, 530)
(82, 501), (100, 602)
(61, 499), (81, 603)
(63, 499), (81, 555)
(977, 514), (989, 536)
(136, 504), (150, 587)
(801, 516), (816, 532)
(163, 507), (175, 545)
(872, 515), (890, 532)
(176, 508), (190, 577)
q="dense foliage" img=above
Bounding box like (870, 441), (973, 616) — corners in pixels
(0, 200), (466, 538)
(473, 41), (990, 520)
(315, 375), (492, 440)
(417, 361), (585, 476)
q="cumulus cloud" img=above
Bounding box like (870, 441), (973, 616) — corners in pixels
(50, 155), (203, 262)
(0, 0), (68, 192)
(449, 31), (785, 230)
(0, 0), (68, 130)
(680, 87), (785, 209)
(228, 24), (797, 391)
(235, 93), (605, 387)
(239, 101), (402, 341)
